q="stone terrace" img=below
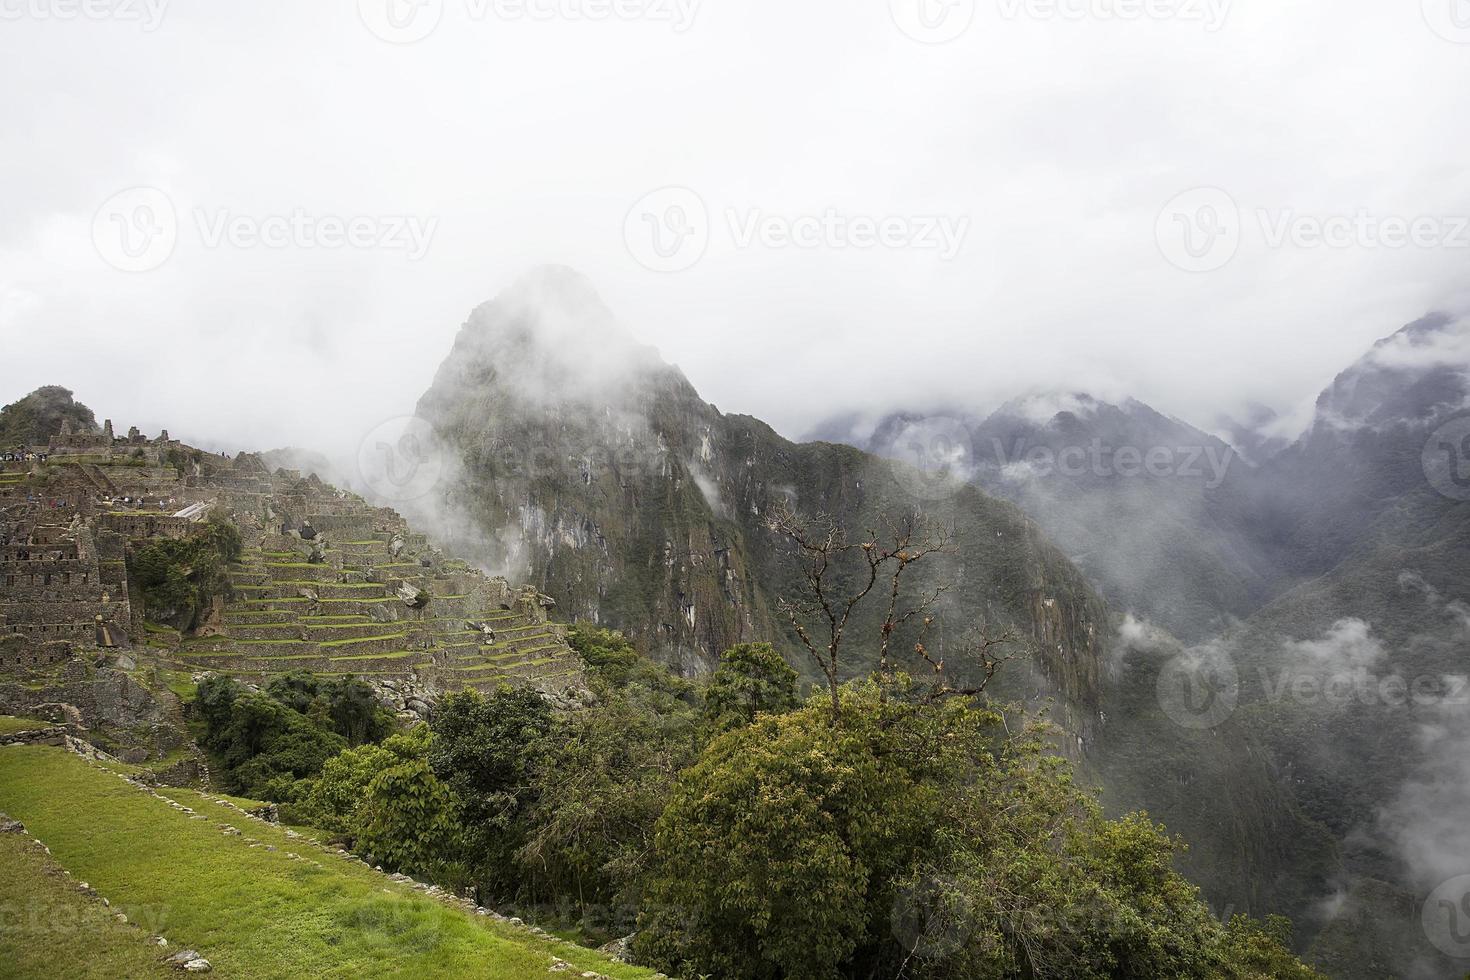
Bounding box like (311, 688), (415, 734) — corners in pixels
(164, 459), (582, 694)
(2, 427), (585, 698)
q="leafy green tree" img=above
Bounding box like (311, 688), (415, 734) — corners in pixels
(702, 642), (801, 735)
(356, 750), (466, 885)
(519, 673), (701, 918)
(194, 673), (380, 801)
(265, 672), (392, 746)
(429, 686), (555, 897)
(288, 725), (433, 840)
(212, 689), (346, 800)
(1217, 915), (1325, 980)
(634, 679), (1321, 980)
(567, 626), (643, 686)
(635, 683), (950, 979)
(129, 518), (243, 630)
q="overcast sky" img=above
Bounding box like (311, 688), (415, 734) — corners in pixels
(3, 0), (1469, 457)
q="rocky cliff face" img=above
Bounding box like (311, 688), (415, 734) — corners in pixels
(415, 268), (1109, 723)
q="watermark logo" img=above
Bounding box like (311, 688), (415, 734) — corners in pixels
(726, 209), (969, 260)
(996, 0), (1230, 31)
(890, 0), (975, 44)
(1424, 874), (1470, 960)
(874, 415), (975, 501)
(624, 186), (709, 273)
(0, 0), (170, 30)
(1423, 415), (1470, 501)
(1256, 210), (1470, 251)
(91, 187), (437, 270)
(1156, 647), (1239, 729)
(1258, 669), (1469, 710)
(624, 187), (971, 272)
(1156, 187), (1240, 273)
(358, 0), (444, 43)
(193, 208), (437, 260)
(358, 0), (698, 42)
(357, 416), (446, 503)
(1422, 0), (1470, 44)
(92, 186), (178, 273)
(890, 873), (973, 960)
(0, 900), (171, 935)
(1157, 188), (1470, 272)
(988, 436), (1235, 488)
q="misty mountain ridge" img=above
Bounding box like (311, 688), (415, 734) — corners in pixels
(412, 266), (1113, 738)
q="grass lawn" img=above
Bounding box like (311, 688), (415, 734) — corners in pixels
(0, 746), (655, 979)
(0, 716), (52, 735)
(0, 830), (172, 978)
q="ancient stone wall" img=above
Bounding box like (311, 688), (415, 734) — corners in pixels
(98, 513), (191, 540)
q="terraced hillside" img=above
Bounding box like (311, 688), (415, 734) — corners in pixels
(1, 417), (586, 699)
(160, 514), (582, 694)
(149, 458), (586, 696)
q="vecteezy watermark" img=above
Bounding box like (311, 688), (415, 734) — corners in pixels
(870, 415), (1236, 503)
(1156, 187), (1470, 273)
(889, 0), (976, 44)
(91, 187), (437, 271)
(727, 209), (969, 261)
(1423, 415), (1470, 502)
(192, 209), (436, 260)
(1421, 0), (1470, 44)
(890, 873), (974, 960)
(357, 416), (446, 503)
(0, 0), (169, 30)
(92, 187), (178, 273)
(873, 415), (976, 502)
(1424, 874), (1470, 961)
(1156, 647), (1239, 729)
(996, 0), (1230, 31)
(0, 900), (171, 935)
(357, 0), (698, 43)
(1257, 669), (1470, 710)
(357, 0), (443, 43)
(985, 436), (1235, 488)
(1155, 187), (1240, 273)
(623, 186), (971, 273)
(624, 187), (709, 273)
(1255, 210), (1470, 251)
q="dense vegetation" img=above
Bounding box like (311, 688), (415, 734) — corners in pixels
(0, 384), (97, 448)
(188, 624), (1322, 979)
(196, 671), (392, 799)
(128, 518), (243, 630)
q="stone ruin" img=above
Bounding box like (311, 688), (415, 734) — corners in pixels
(0, 417), (585, 706)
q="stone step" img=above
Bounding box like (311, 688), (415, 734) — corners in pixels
(227, 624), (307, 641)
(264, 563), (348, 583)
(273, 582), (391, 601)
(316, 633), (416, 658)
(222, 610), (289, 625)
(304, 622), (401, 642)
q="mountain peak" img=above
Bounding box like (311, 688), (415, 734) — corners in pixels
(426, 268), (677, 412)
(0, 385), (99, 448)
(1310, 312), (1470, 430)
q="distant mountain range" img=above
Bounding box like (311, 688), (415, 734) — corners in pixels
(829, 313), (1469, 644)
(821, 310), (1470, 978)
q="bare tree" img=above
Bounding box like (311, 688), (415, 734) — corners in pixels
(764, 501), (1012, 721)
